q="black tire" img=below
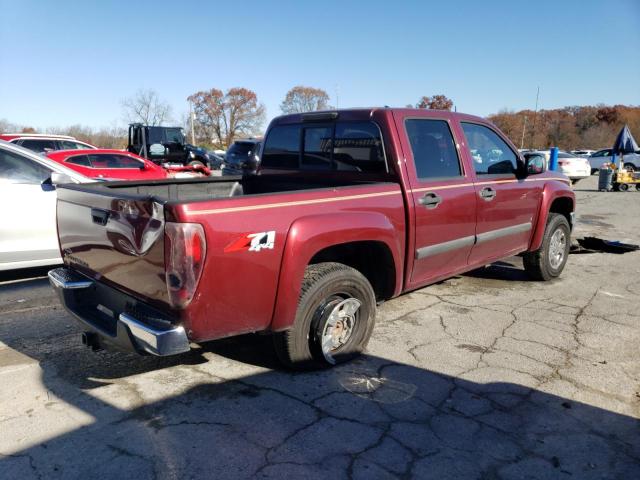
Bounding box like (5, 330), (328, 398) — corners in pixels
(635, 184), (640, 191)
(523, 213), (571, 281)
(273, 262), (376, 369)
(624, 163), (636, 172)
(591, 169), (599, 175)
(619, 183), (630, 192)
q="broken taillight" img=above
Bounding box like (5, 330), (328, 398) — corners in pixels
(164, 222), (207, 309)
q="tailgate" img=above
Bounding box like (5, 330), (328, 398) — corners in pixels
(56, 185), (168, 306)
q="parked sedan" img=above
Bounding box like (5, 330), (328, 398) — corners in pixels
(0, 141), (90, 271)
(588, 148), (640, 173)
(0, 134), (97, 153)
(46, 149), (169, 180)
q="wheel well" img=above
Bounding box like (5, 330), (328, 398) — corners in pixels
(549, 197), (573, 227)
(309, 241), (395, 301)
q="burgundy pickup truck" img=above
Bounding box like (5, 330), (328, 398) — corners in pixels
(49, 108), (575, 368)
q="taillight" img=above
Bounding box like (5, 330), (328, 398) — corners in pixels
(164, 222), (207, 309)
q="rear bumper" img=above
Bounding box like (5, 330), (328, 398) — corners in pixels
(48, 267), (190, 356)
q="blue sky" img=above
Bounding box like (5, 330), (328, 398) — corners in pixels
(1, 0), (639, 130)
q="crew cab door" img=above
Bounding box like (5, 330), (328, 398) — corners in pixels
(396, 114), (477, 289)
(459, 121), (542, 264)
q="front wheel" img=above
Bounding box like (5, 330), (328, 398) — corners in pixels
(624, 163), (636, 172)
(273, 262), (376, 369)
(523, 213), (571, 281)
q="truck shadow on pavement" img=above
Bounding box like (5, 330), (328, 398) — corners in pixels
(1, 322), (639, 480)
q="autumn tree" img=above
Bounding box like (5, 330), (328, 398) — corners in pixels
(122, 89), (173, 126)
(416, 94), (454, 111)
(280, 86), (330, 114)
(188, 87), (265, 148)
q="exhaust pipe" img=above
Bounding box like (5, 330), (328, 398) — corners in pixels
(81, 332), (102, 352)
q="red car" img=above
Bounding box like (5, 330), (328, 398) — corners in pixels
(50, 108), (575, 368)
(46, 149), (169, 180)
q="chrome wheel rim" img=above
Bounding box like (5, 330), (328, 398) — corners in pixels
(320, 298), (361, 364)
(548, 229), (567, 270)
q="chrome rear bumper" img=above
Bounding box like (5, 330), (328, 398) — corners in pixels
(48, 267), (190, 356)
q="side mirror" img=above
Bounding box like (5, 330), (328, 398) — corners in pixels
(525, 156), (545, 175)
(50, 172), (74, 184)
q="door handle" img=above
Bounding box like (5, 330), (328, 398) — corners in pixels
(418, 192), (442, 209)
(479, 187), (496, 201)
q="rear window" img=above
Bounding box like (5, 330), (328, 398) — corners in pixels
(228, 142), (258, 156)
(261, 121), (387, 173)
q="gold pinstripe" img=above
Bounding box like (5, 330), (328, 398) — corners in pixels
(187, 189), (401, 215)
(186, 177), (569, 215)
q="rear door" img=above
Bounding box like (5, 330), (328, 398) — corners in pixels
(460, 121), (541, 265)
(396, 113), (477, 288)
(0, 148), (59, 268)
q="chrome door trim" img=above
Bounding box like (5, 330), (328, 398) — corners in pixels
(415, 235), (475, 259)
(476, 222), (532, 244)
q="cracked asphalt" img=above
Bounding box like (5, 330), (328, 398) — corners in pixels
(1, 175), (639, 479)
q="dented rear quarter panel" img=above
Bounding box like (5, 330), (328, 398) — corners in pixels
(167, 182), (405, 341)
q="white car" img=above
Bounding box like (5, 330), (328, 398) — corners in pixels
(525, 150), (591, 184)
(570, 149), (595, 158)
(588, 148), (640, 173)
(0, 141), (91, 271)
(0, 133), (98, 153)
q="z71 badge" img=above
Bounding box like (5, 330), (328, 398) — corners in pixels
(224, 231), (276, 253)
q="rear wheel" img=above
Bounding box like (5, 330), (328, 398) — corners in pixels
(619, 183), (630, 192)
(523, 213), (571, 281)
(273, 262), (376, 369)
(624, 163), (636, 172)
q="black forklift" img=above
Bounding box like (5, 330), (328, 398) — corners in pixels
(127, 123), (211, 168)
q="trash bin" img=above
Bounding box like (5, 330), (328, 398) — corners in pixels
(598, 168), (614, 191)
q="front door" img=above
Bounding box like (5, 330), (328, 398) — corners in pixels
(396, 114), (477, 288)
(459, 122), (542, 265)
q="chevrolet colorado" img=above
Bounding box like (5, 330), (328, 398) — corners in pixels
(49, 108), (575, 368)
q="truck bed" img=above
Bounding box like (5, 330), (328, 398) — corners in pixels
(66, 173), (397, 202)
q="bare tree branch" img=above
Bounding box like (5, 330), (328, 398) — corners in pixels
(121, 89), (173, 126)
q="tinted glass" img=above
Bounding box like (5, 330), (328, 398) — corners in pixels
(147, 127), (185, 144)
(18, 139), (57, 152)
(66, 155), (91, 167)
(333, 122), (386, 173)
(261, 125), (301, 169)
(87, 154), (143, 168)
(461, 123), (517, 175)
(61, 140), (92, 150)
(227, 142), (256, 156)
(0, 149), (51, 184)
(302, 126), (332, 170)
(405, 119), (461, 179)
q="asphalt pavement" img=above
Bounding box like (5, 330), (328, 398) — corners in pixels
(1, 174), (639, 479)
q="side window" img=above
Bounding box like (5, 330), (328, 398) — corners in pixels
(461, 123), (517, 175)
(65, 155), (91, 167)
(261, 125), (301, 169)
(405, 119), (461, 179)
(302, 126), (332, 170)
(86, 154), (142, 168)
(18, 139), (58, 153)
(0, 149), (52, 184)
(61, 140), (92, 150)
(333, 122), (386, 173)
